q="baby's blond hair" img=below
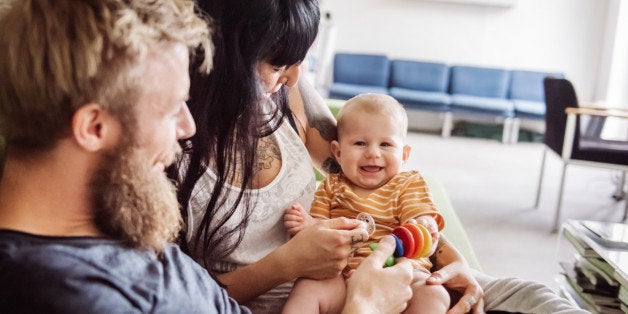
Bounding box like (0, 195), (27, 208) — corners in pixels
(336, 93), (408, 138)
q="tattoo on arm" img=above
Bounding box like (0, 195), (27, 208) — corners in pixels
(299, 81), (338, 142)
(430, 242), (448, 267)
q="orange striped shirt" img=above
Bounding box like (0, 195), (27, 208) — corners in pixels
(310, 170), (444, 271)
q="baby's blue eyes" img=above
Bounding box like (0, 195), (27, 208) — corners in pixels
(352, 142), (393, 147)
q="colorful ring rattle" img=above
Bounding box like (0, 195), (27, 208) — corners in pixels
(369, 223), (433, 267)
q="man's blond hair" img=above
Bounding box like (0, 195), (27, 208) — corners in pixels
(336, 93), (409, 138)
(0, 0), (211, 151)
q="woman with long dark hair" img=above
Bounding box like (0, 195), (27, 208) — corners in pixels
(172, 0), (369, 311)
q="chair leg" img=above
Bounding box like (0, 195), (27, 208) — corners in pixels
(534, 148), (547, 209)
(510, 118), (520, 144)
(623, 197), (628, 222)
(552, 163), (568, 233)
(622, 172), (628, 221)
(502, 118), (512, 144)
(612, 171), (626, 201)
(441, 112), (453, 138)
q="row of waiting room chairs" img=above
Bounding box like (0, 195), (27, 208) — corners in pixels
(328, 53), (563, 143)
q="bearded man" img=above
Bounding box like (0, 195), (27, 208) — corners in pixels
(0, 0), (249, 312)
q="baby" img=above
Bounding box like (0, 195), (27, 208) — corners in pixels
(282, 93), (449, 313)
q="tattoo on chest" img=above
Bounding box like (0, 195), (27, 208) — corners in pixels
(254, 137), (281, 174)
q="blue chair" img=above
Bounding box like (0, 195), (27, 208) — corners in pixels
(508, 70), (563, 142)
(388, 60), (452, 136)
(328, 53), (390, 100)
(389, 60), (451, 111)
(509, 70), (552, 120)
(449, 65), (514, 143)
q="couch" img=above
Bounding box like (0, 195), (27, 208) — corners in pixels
(328, 52), (563, 143)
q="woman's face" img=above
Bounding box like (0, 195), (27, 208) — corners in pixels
(257, 62), (301, 97)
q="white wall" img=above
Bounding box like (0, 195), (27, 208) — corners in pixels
(320, 0), (609, 101)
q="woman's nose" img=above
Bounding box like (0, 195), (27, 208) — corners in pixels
(283, 64), (300, 88)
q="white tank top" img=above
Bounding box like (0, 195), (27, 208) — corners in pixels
(185, 117), (317, 312)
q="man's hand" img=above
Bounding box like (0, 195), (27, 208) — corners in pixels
(343, 236), (414, 314)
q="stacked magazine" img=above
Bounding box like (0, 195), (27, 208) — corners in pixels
(558, 220), (628, 314)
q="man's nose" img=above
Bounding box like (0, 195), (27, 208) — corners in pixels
(177, 104), (196, 139)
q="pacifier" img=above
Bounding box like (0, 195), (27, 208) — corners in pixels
(356, 212), (376, 236)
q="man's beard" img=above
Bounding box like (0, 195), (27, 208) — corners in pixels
(91, 138), (183, 252)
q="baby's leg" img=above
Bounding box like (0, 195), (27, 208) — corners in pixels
(404, 270), (450, 314)
(283, 276), (346, 314)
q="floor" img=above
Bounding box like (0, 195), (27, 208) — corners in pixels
(402, 131), (627, 291)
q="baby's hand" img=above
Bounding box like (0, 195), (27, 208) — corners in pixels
(283, 203), (314, 236)
(410, 216), (440, 248)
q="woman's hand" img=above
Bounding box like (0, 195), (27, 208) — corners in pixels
(215, 217), (367, 303)
(280, 217), (369, 280)
(427, 238), (485, 314)
(428, 262), (484, 314)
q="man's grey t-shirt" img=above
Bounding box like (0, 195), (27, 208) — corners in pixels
(0, 230), (249, 313)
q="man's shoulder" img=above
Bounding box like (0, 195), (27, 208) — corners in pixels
(0, 230), (140, 312)
(0, 229), (145, 268)
(0, 230), (249, 313)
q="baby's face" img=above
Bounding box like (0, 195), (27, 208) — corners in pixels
(333, 111), (409, 192)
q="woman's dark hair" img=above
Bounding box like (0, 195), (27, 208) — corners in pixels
(170, 0), (320, 267)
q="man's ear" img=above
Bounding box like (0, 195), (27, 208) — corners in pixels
(331, 140), (341, 159)
(72, 104), (119, 152)
(402, 145), (412, 162)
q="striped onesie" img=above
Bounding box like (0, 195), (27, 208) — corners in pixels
(310, 170), (444, 273)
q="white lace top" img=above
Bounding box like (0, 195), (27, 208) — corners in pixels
(185, 117), (316, 313)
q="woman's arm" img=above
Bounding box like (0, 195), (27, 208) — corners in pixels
(288, 79), (339, 174)
(428, 235), (485, 314)
(216, 218), (368, 303)
(430, 237), (588, 313)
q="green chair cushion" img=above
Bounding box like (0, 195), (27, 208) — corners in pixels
(424, 175), (482, 271)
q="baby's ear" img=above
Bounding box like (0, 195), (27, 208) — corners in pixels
(402, 145), (412, 162)
(331, 140), (341, 159)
